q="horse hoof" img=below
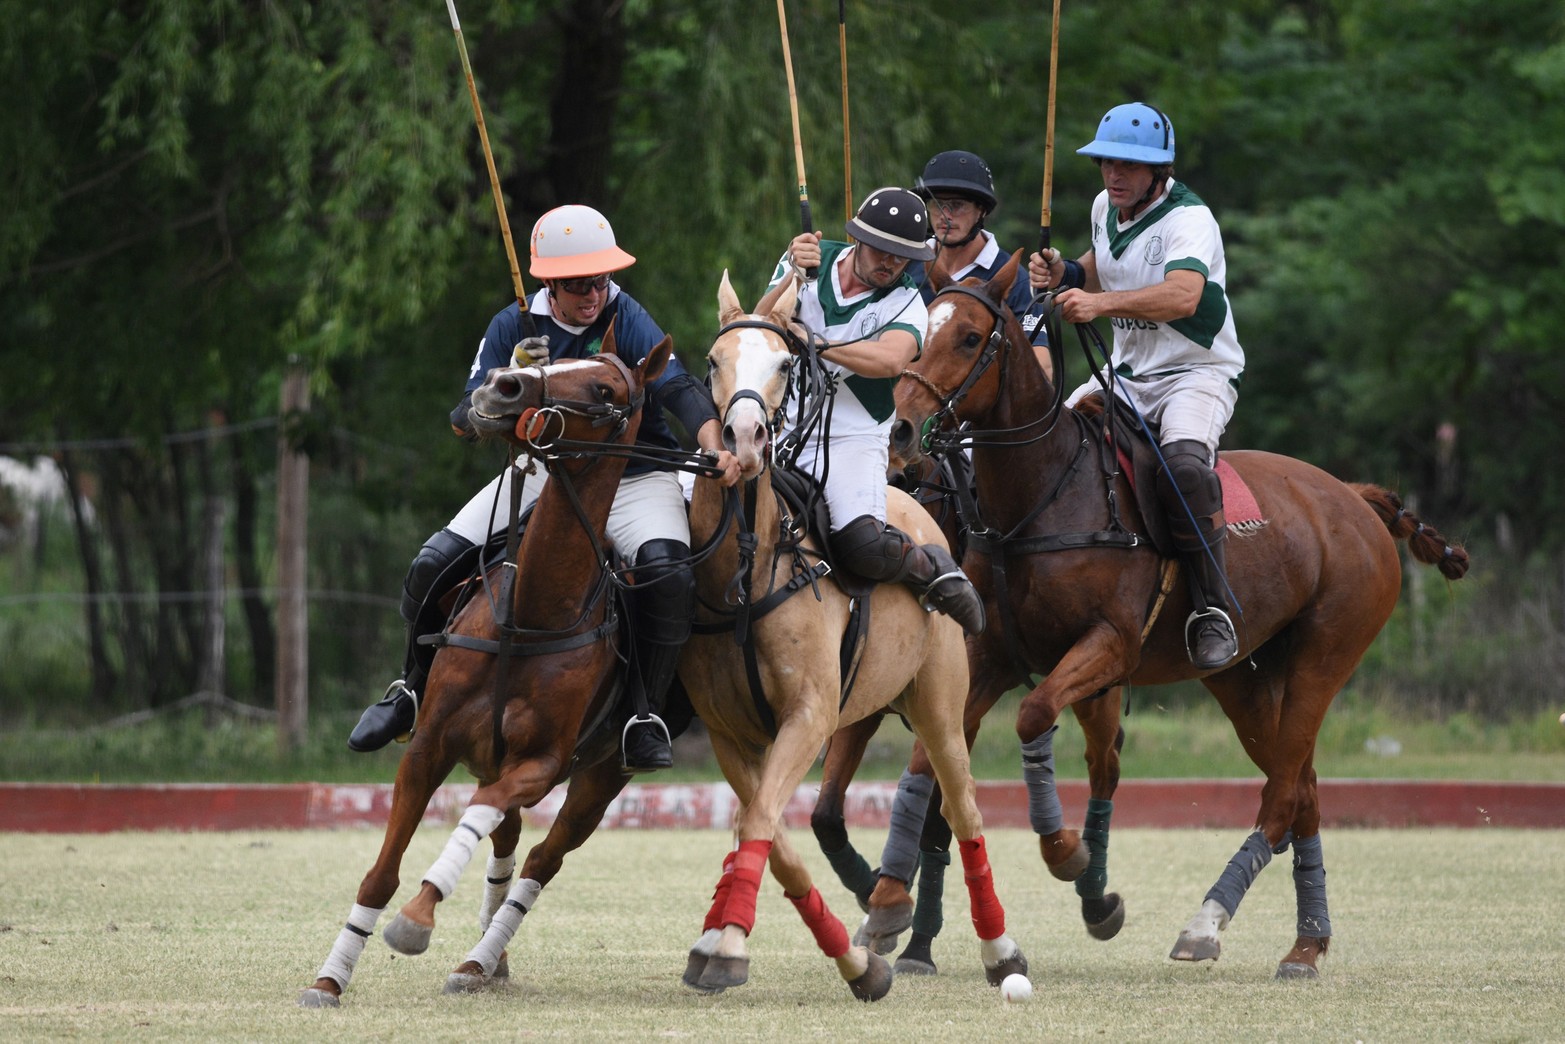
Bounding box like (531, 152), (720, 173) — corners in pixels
(681, 951), (719, 993)
(1170, 934), (1221, 963)
(853, 905), (910, 956)
(1276, 962), (1319, 981)
(443, 972), (488, 995)
(696, 954), (749, 991)
(297, 988), (340, 1009)
(1042, 833), (1089, 882)
(848, 950), (893, 1002)
(1084, 892), (1125, 940)
(984, 951), (1028, 987)
(893, 955), (937, 976)
(382, 913), (433, 956)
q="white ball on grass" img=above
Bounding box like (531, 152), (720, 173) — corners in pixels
(1000, 972), (1032, 1003)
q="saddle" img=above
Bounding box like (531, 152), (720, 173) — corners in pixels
(1075, 392), (1265, 559)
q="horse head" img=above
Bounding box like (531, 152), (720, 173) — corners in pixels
(710, 271), (801, 481)
(891, 248), (1036, 465)
(468, 321), (672, 461)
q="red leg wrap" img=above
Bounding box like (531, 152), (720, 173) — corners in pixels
(719, 839), (772, 935)
(787, 886), (850, 959)
(959, 836), (1007, 941)
(702, 850), (738, 933)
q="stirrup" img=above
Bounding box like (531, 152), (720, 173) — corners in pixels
(620, 713), (672, 772)
(1184, 606), (1238, 670)
(916, 569), (966, 614)
(384, 678), (421, 743)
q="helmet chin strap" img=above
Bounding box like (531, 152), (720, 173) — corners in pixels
(1127, 175), (1170, 219)
(937, 218), (984, 250)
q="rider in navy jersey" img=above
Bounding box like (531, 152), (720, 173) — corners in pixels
(349, 204), (740, 771)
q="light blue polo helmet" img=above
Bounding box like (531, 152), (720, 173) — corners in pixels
(1077, 102), (1175, 165)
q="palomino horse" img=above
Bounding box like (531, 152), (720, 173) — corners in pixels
(892, 251), (1469, 979)
(676, 273), (1028, 1000)
(300, 335), (674, 1006)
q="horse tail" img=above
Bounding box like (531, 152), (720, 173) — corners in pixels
(1350, 484), (1470, 581)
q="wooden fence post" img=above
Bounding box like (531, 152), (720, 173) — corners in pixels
(276, 359), (310, 754)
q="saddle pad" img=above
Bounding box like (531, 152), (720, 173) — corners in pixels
(1115, 445), (1264, 528)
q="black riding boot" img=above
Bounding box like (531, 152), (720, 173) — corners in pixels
(1157, 440), (1238, 670)
(621, 539), (695, 773)
(829, 515), (986, 635)
(348, 529), (478, 752)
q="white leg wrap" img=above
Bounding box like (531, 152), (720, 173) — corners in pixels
(464, 878), (542, 975)
(479, 851), (518, 932)
(316, 903), (385, 991)
(424, 805), (506, 900)
(980, 933), (1021, 966)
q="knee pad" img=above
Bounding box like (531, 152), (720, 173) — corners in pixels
(400, 529), (479, 624)
(829, 515), (911, 583)
(630, 539), (694, 645)
(1156, 440), (1222, 538)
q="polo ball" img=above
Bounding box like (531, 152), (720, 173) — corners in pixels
(1000, 973), (1032, 1003)
(1559, 712), (1565, 726)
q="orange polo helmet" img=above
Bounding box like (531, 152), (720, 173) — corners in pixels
(528, 204), (636, 279)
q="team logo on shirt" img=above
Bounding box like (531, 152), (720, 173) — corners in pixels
(586, 338), (602, 356)
(1144, 235), (1166, 267)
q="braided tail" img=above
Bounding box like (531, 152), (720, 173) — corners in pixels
(1351, 485), (1470, 581)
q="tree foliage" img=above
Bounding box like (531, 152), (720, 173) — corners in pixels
(2, 0), (1562, 710)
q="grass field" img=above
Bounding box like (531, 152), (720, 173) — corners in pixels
(3, 827), (1562, 1041)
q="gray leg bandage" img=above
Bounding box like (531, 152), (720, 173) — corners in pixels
(1204, 829), (1275, 918)
(879, 768), (935, 884)
(1074, 797), (1114, 901)
(1292, 834), (1331, 938)
(1022, 726), (1064, 835)
(910, 848), (950, 938)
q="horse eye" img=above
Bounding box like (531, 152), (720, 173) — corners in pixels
(963, 331), (983, 349)
(597, 383), (616, 402)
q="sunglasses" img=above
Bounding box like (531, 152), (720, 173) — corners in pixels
(553, 274), (611, 295)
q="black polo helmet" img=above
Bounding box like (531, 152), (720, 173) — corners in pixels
(914, 150), (999, 214)
(844, 186), (935, 261)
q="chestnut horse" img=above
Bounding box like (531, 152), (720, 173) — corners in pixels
(892, 251), (1469, 979)
(675, 273), (1028, 1001)
(300, 335), (674, 1006)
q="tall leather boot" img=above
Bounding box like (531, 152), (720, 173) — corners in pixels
(1157, 440), (1238, 670)
(621, 539), (694, 773)
(830, 515), (985, 635)
(348, 529), (477, 752)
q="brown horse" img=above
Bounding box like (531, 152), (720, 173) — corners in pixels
(891, 250), (1469, 979)
(675, 273), (1028, 1001)
(299, 334), (673, 1006)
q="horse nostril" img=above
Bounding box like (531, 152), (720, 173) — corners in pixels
(496, 374), (521, 398)
(890, 418), (915, 455)
(722, 422), (738, 454)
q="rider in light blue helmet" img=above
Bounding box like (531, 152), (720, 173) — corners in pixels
(1027, 102), (1246, 672)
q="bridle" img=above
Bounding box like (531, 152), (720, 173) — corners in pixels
(903, 282), (1067, 456)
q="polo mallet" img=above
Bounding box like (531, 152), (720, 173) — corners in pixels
(445, 0), (537, 338)
(1039, 0), (1061, 258)
(838, 0), (853, 223)
(776, 0), (817, 279)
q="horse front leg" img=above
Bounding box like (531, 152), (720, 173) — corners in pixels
(810, 714), (885, 911)
(382, 757), (559, 958)
(299, 742), (456, 1007)
(445, 756), (629, 994)
(1071, 686), (1126, 940)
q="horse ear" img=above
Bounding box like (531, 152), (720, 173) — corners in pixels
(638, 335), (672, 386)
(989, 249), (1025, 306)
(718, 270), (746, 325)
(754, 271), (798, 322)
(928, 254), (953, 294)
(601, 316), (620, 357)
(765, 276), (799, 329)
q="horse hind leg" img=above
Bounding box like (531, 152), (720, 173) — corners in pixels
(442, 805), (521, 994)
(773, 828), (892, 1002)
(810, 715), (884, 912)
(854, 763), (934, 956)
(892, 778), (952, 976)
(1276, 832), (1332, 980)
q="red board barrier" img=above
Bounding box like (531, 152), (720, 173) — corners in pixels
(1, 779), (1561, 833)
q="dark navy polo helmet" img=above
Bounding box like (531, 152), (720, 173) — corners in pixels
(914, 150), (999, 213)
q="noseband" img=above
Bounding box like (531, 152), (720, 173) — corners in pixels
(515, 352), (644, 450)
